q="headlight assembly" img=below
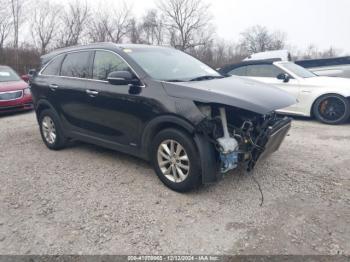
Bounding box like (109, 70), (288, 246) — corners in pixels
(23, 87), (31, 96)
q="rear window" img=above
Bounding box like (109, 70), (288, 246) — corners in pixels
(61, 51), (91, 78)
(41, 55), (65, 76)
(0, 67), (21, 82)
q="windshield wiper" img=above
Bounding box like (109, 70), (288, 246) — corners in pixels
(189, 75), (224, 81)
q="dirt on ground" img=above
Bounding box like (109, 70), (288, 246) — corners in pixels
(0, 111), (349, 255)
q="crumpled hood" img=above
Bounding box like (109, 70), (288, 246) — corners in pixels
(162, 76), (297, 114)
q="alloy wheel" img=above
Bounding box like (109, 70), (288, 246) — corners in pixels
(157, 139), (190, 183)
(318, 97), (346, 122)
(42, 116), (57, 144)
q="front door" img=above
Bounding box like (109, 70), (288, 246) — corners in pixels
(81, 50), (147, 147)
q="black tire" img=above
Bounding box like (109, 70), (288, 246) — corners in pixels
(39, 109), (67, 150)
(313, 94), (350, 125)
(151, 128), (201, 192)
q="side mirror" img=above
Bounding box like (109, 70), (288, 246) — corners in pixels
(28, 69), (37, 76)
(277, 73), (290, 83)
(21, 75), (29, 82)
(107, 71), (134, 85)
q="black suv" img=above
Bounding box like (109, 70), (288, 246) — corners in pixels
(31, 43), (296, 192)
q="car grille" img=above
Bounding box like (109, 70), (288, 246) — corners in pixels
(0, 90), (23, 101)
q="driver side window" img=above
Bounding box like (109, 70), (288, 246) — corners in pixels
(245, 64), (284, 78)
(93, 51), (131, 81)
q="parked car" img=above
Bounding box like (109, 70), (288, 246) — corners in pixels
(244, 50), (292, 62)
(219, 60), (350, 125)
(296, 56), (350, 78)
(0, 65), (33, 114)
(242, 50), (350, 79)
(30, 43), (296, 192)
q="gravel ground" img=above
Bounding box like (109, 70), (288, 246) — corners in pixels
(0, 111), (349, 255)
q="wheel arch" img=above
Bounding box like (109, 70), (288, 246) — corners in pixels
(35, 99), (56, 122)
(310, 92), (350, 117)
(141, 115), (196, 158)
(141, 114), (220, 184)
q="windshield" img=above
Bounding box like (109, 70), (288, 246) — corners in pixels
(126, 47), (221, 81)
(0, 67), (21, 82)
(280, 62), (316, 78)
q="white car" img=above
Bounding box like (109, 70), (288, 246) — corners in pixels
(219, 60), (350, 124)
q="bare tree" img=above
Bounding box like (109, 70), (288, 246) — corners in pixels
(158, 0), (213, 51)
(128, 18), (141, 44)
(87, 10), (109, 42)
(320, 46), (340, 58)
(87, 2), (131, 44)
(270, 30), (287, 50)
(0, 2), (12, 54)
(141, 9), (164, 45)
(57, 0), (90, 47)
(302, 44), (319, 59)
(301, 45), (340, 59)
(104, 3), (131, 43)
(10, 0), (27, 49)
(30, 1), (61, 54)
(239, 25), (286, 54)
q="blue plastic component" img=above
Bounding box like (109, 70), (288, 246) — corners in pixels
(220, 151), (239, 173)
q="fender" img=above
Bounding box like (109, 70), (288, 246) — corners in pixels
(194, 133), (221, 184)
(34, 99), (56, 121)
(141, 114), (196, 159)
(141, 114), (220, 184)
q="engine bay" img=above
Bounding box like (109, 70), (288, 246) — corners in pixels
(195, 103), (292, 173)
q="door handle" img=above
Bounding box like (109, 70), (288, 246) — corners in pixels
(49, 84), (58, 91)
(86, 89), (99, 97)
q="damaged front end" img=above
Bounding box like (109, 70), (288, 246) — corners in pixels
(195, 103), (292, 174)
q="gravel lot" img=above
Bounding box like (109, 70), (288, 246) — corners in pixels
(0, 111), (349, 255)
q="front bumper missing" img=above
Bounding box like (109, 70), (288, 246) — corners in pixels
(247, 117), (292, 171)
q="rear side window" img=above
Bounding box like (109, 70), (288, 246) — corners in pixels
(61, 51), (91, 78)
(245, 64), (284, 78)
(41, 55), (65, 76)
(92, 51), (130, 81)
(229, 66), (247, 76)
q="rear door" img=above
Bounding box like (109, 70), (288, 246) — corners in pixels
(56, 51), (94, 133)
(34, 54), (66, 113)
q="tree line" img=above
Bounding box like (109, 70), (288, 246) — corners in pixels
(0, 0), (342, 74)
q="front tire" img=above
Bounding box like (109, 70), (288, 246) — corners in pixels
(151, 128), (201, 192)
(39, 109), (67, 150)
(313, 94), (350, 125)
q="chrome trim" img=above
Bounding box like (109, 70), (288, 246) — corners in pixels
(38, 48), (146, 87)
(86, 90), (99, 97)
(49, 84), (59, 90)
(0, 90), (23, 101)
(107, 77), (125, 81)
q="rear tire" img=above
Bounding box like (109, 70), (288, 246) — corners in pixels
(39, 109), (67, 150)
(151, 128), (201, 192)
(313, 94), (350, 125)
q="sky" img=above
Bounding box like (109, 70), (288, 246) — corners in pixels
(126, 0), (350, 55)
